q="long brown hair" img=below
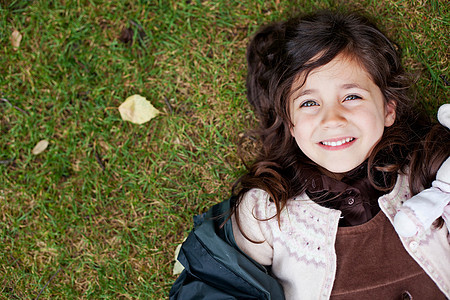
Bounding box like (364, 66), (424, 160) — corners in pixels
(232, 10), (450, 225)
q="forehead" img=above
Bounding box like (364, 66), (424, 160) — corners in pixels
(291, 54), (375, 94)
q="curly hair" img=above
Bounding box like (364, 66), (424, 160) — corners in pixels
(232, 10), (450, 226)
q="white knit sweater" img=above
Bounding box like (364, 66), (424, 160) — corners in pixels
(232, 174), (450, 299)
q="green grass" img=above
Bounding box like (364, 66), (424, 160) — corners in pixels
(0, 0), (448, 298)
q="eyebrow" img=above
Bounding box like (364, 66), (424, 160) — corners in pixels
(293, 83), (370, 101)
(292, 89), (317, 102)
(298, 89), (315, 97)
(341, 83), (369, 92)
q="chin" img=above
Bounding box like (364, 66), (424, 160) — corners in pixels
(330, 168), (353, 173)
(324, 165), (353, 173)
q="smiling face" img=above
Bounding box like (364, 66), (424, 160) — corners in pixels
(289, 54), (396, 175)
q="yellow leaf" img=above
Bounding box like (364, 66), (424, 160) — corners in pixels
(118, 94), (160, 124)
(32, 140), (49, 155)
(172, 240), (186, 275)
(10, 30), (22, 50)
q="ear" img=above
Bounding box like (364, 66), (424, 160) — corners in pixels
(384, 100), (396, 127)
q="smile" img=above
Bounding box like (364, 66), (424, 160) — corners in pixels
(320, 137), (355, 147)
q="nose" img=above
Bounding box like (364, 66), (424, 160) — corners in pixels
(321, 105), (347, 128)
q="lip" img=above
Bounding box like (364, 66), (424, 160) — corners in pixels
(318, 137), (356, 150)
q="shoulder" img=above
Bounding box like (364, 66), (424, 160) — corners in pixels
(238, 188), (275, 218)
(238, 188), (309, 219)
(239, 188), (339, 228)
(385, 172), (411, 199)
(241, 188), (271, 204)
(379, 172), (412, 216)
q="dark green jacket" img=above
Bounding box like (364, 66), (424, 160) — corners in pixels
(169, 198), (285, 299)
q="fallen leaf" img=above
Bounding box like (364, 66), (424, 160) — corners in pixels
(118, 94), (160, 124)
(172, 240), (186, 275)
(10, 30), (22, 50)
(32, 140), (49, 155)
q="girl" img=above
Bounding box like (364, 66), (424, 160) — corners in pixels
(171, 10), (450, 299)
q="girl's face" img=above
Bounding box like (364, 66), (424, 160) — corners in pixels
(289, 54), (396, 175)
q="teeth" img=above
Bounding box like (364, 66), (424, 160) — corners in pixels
(321, 138), (354, 146)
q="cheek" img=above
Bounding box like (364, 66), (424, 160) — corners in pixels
(364, 117), (386, 152)
(360, 108), (387, 132)
(292, 127), (310, 151)
(291, 115), (316, 143)
(289, 125), (295, 137)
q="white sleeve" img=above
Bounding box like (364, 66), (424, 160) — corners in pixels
(232, 189), (274, 266)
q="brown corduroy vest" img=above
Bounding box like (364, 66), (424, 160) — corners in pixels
(331, 212), (445, 299)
